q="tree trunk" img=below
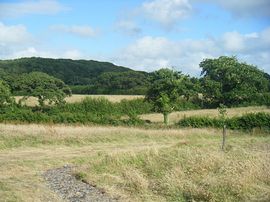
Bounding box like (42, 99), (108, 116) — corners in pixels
(221, 124), (226, 151)
(163, 113), (169, 125)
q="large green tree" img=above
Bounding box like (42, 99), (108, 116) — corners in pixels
(17, 72), (71, 106)
(200, 56), (270, 107)
(145, 68), (197, 125)
(0, 80), (13, 107)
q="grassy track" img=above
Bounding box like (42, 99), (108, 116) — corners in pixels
(0, 123), (269, 201)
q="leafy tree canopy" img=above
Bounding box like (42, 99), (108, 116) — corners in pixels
(200, 56), (270, 106)
(17, 72), (71, 106)
(0, 57), (150, 95)
(146, 68), (198, 124)
(0, 80), (13, 107)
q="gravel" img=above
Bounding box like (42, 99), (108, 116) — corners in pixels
(43, 165), (117, 202)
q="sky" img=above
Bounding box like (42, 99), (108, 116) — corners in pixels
(0, 0), (269, 75)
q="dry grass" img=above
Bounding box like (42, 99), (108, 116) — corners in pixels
(14, 94), (144, 106)
(0, 123), (269, 201)
(140, 106), (270, 123)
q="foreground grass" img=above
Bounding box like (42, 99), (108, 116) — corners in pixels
(0, 124), (269, 201)
(75, 132), (270, 201)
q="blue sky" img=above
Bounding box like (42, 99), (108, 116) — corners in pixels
(0, 0), (269, 75)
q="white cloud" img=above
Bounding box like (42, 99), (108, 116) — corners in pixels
(141, 0), (192, 28)
(112, 36), (215, 73)
(112, 28), (270, 75)
(0, 22), (32, 44)
(9, 47), (52, 58)
(0, 0), (69, 18)
(0, 22), (84, 60)
(4, 47), (84, 60)
(50, 25), (98, 38)
(222, 31), (245, 52)
(0, 22), (36, 58)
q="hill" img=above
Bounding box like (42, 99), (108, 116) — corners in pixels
(0, 57), (150, 94)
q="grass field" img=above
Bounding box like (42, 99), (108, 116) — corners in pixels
(0, 123), (269, 201)
(14, 94), (144, 106)
(140, 106), (270, 124)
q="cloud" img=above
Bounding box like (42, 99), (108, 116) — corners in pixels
(0, 22), (35, 57)
(0, 0), (69, 18)
(112, 27), (270, 75)
(115, 20), (142, 36)
(0, 22), (33, 44)
(8, 47), (52, 58)
(222, 31), (245, 52)
(193, 0), (270, 18)
(141, 0), (192, 28)
(50, 25), (98, 38)
(0, 22), (83, 60)
(112, 36), (216, 73)
(3, 47), (84, 60)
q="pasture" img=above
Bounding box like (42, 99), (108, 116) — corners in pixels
(0, 122), (269, 201)
(14, 94), (144, 106)
(140, 106), (270, 124)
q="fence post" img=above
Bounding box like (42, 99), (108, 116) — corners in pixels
(222, 124), (226, 151)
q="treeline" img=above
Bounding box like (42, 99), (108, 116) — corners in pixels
(0, 57), (150, 95)
(0, 56), (270, 116)
(1, 56), (270, 107)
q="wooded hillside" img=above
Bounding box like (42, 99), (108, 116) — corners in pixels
(0, 57), (150, 94)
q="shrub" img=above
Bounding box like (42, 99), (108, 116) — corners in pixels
(118, 98), (152, 119)
(178, 112), (270, 131)
(0, 97), (151, 125)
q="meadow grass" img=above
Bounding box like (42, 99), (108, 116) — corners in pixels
(14, 94), (144, 106)
(140, 106), (270, 124)
(0, 123), (269, 201)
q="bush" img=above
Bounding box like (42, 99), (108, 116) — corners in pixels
(118, 98), (152, 119)
(178, 112), (270, 131)
(0, 97), (152, 125)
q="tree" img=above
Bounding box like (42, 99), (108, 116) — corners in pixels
(0, 80), (13, 107)
(200, 56), (270, 107)
(17, 72), (71, 106)
(145, 68), (194, 125)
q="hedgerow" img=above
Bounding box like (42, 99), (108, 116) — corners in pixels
(178, 112), (270, 131)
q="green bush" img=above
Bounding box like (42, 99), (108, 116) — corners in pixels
(0, 97), (152, 125)
(118, 98), (152, 119)
(178, 112), (270, 131)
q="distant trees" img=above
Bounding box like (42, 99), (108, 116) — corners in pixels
(17, 72), (71, 107)
(200, 56), (270, 107)
(145, 68), (199, 125)
(94, 71), (150, 94)
(1, 56), (269, 109)
(0, 57), (148, 95)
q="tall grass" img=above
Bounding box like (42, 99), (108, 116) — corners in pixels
(0, 123), (269, 201)
(73, 131), (270, 201)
